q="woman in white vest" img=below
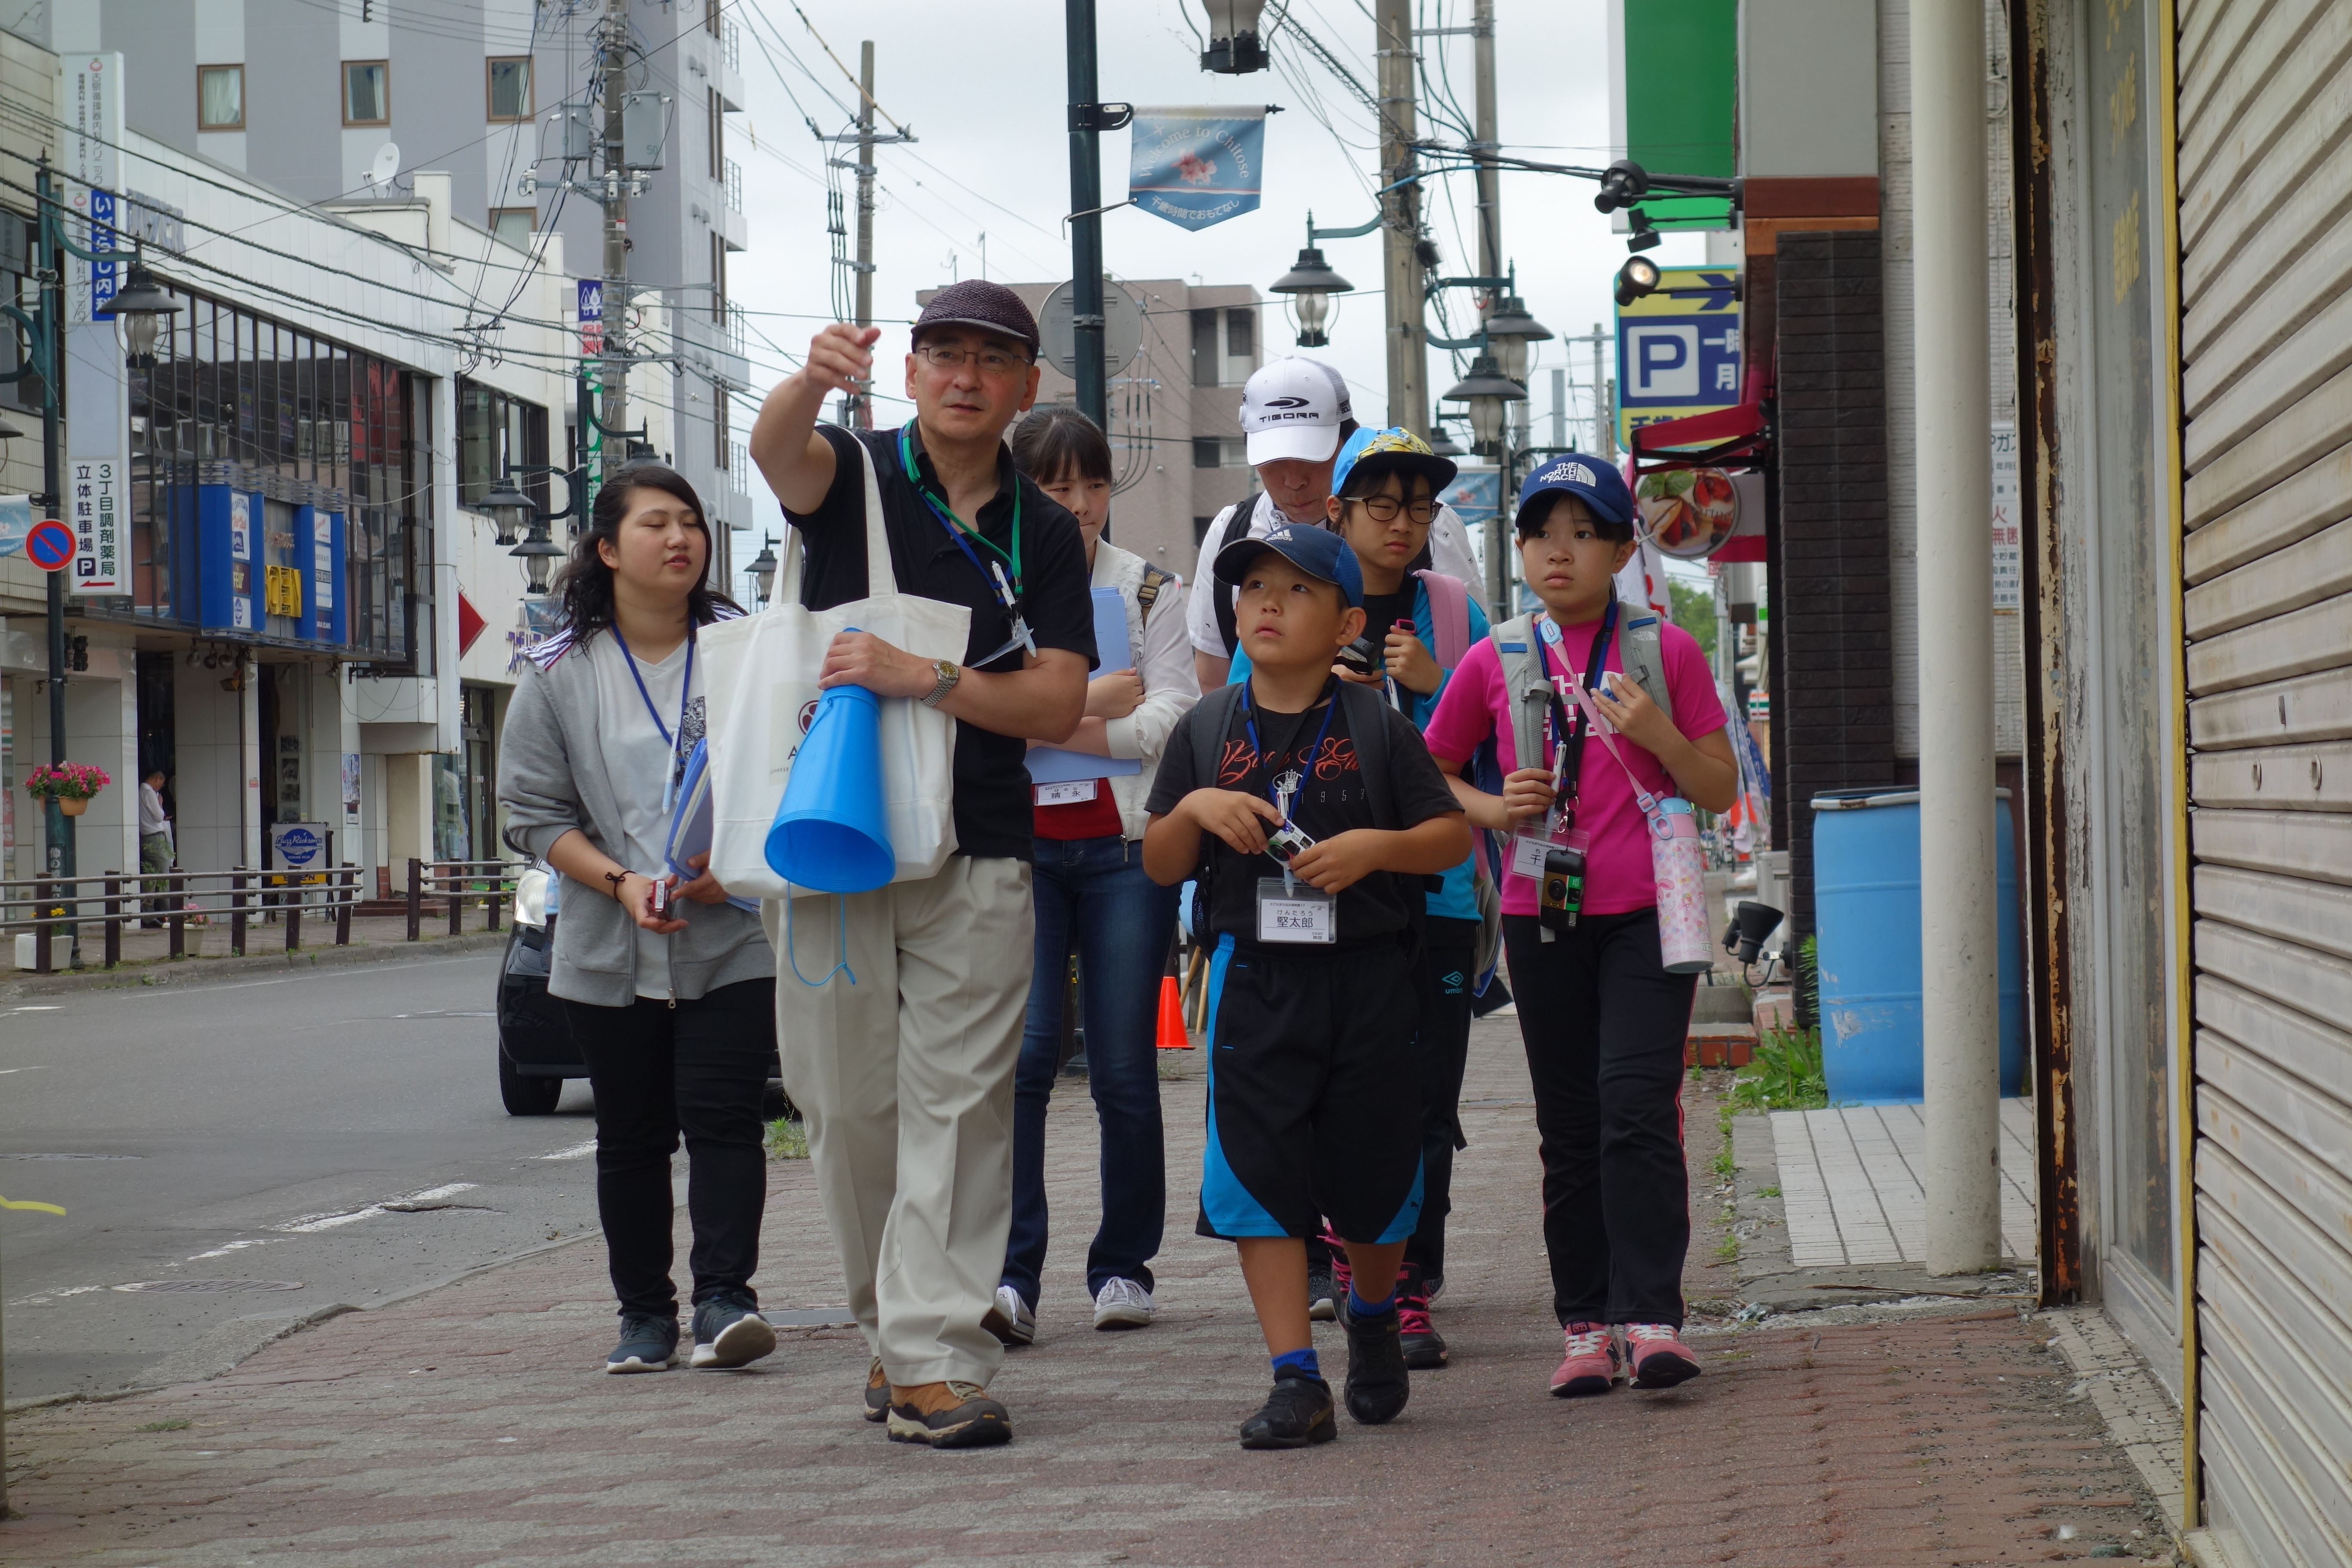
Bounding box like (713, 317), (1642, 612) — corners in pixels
(988, 406), (1200, 1347)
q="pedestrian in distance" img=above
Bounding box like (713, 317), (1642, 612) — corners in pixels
(1421, 458), (1739, 1398)
(496, 464), (781, 1377)
(137, 768), (174, 927)
(991, 406), (1200, 1348)
(747, 282), (1098, 1450)
(1188, 357), (1486, 693)
(1142, 523), (1471, 1450)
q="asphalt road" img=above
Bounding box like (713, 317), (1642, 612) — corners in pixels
(0, 952), (619, 1405)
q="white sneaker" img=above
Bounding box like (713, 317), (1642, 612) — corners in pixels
(984, 1284), (1036, 1347)
(1092, 1277), (1155, 1331)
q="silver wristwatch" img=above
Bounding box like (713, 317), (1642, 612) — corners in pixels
(919, 658), (962, 707)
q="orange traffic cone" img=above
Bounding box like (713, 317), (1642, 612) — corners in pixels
(1155, 975), (1192, 1050)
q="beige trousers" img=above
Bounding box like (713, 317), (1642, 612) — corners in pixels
(768, 856), (1034, 1387)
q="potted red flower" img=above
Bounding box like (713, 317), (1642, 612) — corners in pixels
(26, 761), (111, 818)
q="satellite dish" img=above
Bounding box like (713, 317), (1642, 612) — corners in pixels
(364, 142), (401, 193)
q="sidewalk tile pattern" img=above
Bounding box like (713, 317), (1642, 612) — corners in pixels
(1766, 1102), (2038, 1267)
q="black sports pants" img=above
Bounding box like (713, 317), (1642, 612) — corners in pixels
(561, 978), (775, 1318)
(1403, 918), (1478, 1283)
(1503, 909), (1695, 1328)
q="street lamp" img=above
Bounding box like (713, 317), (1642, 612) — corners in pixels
(1441, 352), (1527, 457)
(1480, 291), (1553, 384)
(511, 524), (567, 595)
(479, 474), (533, 547)
(747, 533), (780, 606)
(107, 260), (181, 370)
(1270, 235), (1352, 349)
(1199, 0), (1269, 73)
(1426, 419), (1464, 459)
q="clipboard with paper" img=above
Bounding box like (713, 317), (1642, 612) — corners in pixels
(663, 738), (760, 913)
(1023, 587), (1142, 785)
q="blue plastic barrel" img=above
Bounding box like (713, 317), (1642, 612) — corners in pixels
(1809, 789), (2024, 1105)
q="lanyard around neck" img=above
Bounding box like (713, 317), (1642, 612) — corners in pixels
(899, 424), (1023, 603)
(1239, 677), (1341, 825)
(1534, 595), (1617, 799)
(610, 623), (693, 751)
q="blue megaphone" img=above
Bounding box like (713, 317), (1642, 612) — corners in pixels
(765, 681), (896, 894)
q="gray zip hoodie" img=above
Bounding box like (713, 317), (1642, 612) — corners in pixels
(497, 619), (772, 1008)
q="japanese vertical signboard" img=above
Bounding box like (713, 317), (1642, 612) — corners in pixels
(1990, 420), (2021, 612)
(67, 457), (120, 594)
(61, 55), (123, 325)
(1615, 269), (1742, 451)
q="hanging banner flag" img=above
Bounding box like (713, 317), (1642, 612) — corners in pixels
(1129, 106), (1267, 232)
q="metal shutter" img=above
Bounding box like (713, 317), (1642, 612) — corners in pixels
(2176, 0), (2352, 1559)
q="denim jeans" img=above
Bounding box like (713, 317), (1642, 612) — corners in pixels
(1001, 833), (1177, 1306)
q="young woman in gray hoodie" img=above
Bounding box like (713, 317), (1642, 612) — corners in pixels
(497, 465), (778, 1375)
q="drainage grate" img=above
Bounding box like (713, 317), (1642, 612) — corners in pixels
(113, 1280), (306, 1293)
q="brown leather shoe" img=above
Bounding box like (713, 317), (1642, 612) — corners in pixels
(885, 1380), (1012, 1448)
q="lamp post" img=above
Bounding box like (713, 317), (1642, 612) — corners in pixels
(1198, 0), (1270, 73)
(1480, 285), (1552, 384)
(1442, 352), (1528, 609)
(1269, 228), (1353, 349)
(747, 533), (780, 606)
(482, 463), (585, 595)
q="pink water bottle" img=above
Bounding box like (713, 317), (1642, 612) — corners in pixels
(1647, 795), (1714, 974)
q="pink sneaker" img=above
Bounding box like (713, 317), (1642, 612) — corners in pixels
(1624, 1323), (1702, 1388)
(1549, 1322), (1619, 1397)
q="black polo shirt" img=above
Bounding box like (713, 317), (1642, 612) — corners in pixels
(787, 422), (1097, 862)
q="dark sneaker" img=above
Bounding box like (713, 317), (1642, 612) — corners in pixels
(689, 1291), (777, 1369)
(1238, 1368), (1337, 1449)
(1338, 1297), (1411, 1425)
(984, 1284), (1036, 1347)
(1396, 1263), (1448, 1370)
(861, 1357), (889, 1423)
(1424, 1273), (1446, 1305)
(1305, 1266), (1339, 1323)
(885, 1382), (1013, 1449)
(603, 1312), (679, 1373)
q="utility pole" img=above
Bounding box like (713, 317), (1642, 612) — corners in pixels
(1375, 0), (1424, 436)
(598, 0), (631, 468)
(40, 163), (72, 968)
(853, 41), (876, 426)
(1550, 366), (1565, 447)
(1065, 0), (1113, 434)
(1469, 0), (1500, 296)
(1592, 324), (1615, 459)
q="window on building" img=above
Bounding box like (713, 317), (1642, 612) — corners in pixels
(1194, 515), (1214, 546)
(1191, 309), (1219, 388)
(486, 58), (531, 122)
(711, 233), (728, 324)
(709, 88), (723, 179)
(343, 61), (389, 127)
(1192, 437), (1221, 469)
(1226, 307), (1254, 361)
(197, 64), (244, 131)
(487, 207), (535, 251)
(458, 379), (551, 514)
(705, 0), (721, 35)
(714, 385), (731, 470)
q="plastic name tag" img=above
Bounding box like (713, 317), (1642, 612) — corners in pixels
(1510, 824), (1590, 881)
(1256, 878), (1335, 943)
(1034, 778), (1099, 806)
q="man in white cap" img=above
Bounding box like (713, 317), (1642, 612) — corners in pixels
(1189, 357), (1486, 690)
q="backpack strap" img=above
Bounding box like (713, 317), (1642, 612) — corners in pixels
(1335, 681), (1399, 830)
(1619, 609), (1678, 725)
(1188, 682), (1248, 793)
(1488, 614), (1551, 778)
(1136, 564), (1173, 620)
(1413, 569), (1470, 670)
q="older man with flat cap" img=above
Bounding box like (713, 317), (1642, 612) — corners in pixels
(749, 283), (1098, 1449)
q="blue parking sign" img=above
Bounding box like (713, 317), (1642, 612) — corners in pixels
(1616, 269), (1742, 450)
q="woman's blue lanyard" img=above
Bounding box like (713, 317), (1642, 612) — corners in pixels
(897, 426), (1035, 665)
(611, 624), (694, 814)
(1239, 677), (1341, 890)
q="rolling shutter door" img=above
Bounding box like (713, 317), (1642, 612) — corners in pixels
(2175, 0), (2352, 1560)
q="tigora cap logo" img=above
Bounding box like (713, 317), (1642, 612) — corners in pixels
(1259, 396), (1310, 410)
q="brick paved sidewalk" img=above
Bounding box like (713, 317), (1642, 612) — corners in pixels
(3, 1019), (2171, 1566)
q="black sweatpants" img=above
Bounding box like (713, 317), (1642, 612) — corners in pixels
(1403, 918), (1478, 1283)
(561, 977), (775, 1318)
(1503, 910), (1695, 1328)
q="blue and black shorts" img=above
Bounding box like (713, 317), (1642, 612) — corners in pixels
(1195, 934), (1425, 1245)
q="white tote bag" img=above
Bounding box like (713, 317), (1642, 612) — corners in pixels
(700, 437), (970, 900)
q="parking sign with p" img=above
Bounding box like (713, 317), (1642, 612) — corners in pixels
(1616, 269), (1742, 450)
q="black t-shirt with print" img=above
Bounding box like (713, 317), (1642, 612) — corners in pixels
(787, 423), (1098, 862)
(1145, 680), (1461, 951)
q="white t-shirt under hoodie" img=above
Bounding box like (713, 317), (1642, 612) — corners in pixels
(585, 628), (704, 1000)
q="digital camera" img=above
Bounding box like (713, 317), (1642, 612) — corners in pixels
(1335, 635), (1383, 677)
(1265, 823), (1318, 864)
(1537, 842), (1587, 932)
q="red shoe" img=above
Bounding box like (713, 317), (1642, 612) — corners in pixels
(1549, 1322), (1618, 1397)
(1624, 1323), (1702, 1388)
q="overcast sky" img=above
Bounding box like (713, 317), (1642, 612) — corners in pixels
(726, 0), (1716, 441)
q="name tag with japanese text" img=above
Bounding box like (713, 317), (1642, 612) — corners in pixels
(1035, 778), (1099, 806)
(1256, 878), (1335, 943)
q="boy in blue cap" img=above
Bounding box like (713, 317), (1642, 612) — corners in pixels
(1142, 523), (1471, 1449)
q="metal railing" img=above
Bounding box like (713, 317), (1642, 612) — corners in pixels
(722, 16), (741, 72)
(727, 299), (747, 360)
(725, 156), (744, 214)
(1, 867), (364, 974)
(404, 859), (517, 942)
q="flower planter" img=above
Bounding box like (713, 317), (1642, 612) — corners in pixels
(56, 796), (86, 817)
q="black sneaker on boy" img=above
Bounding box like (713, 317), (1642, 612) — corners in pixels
(1239, 1367), (1337, 1449)
(1339, 1296), (1412, 1424)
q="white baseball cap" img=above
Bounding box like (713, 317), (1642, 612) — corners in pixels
(1241, 357), (1354, 465)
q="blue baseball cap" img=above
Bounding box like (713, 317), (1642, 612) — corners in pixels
(1214, 522), (1364, 608)
(1517, 453), (1632, 526)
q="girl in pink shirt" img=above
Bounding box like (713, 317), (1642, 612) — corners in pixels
(1422, 458), (1737, 1399)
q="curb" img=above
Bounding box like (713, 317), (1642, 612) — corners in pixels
(0, 930), (508, 999)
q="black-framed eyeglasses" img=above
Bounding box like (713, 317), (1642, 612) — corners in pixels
(915, 343), (1035, 374)
(1351, 494), (1437, 525)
